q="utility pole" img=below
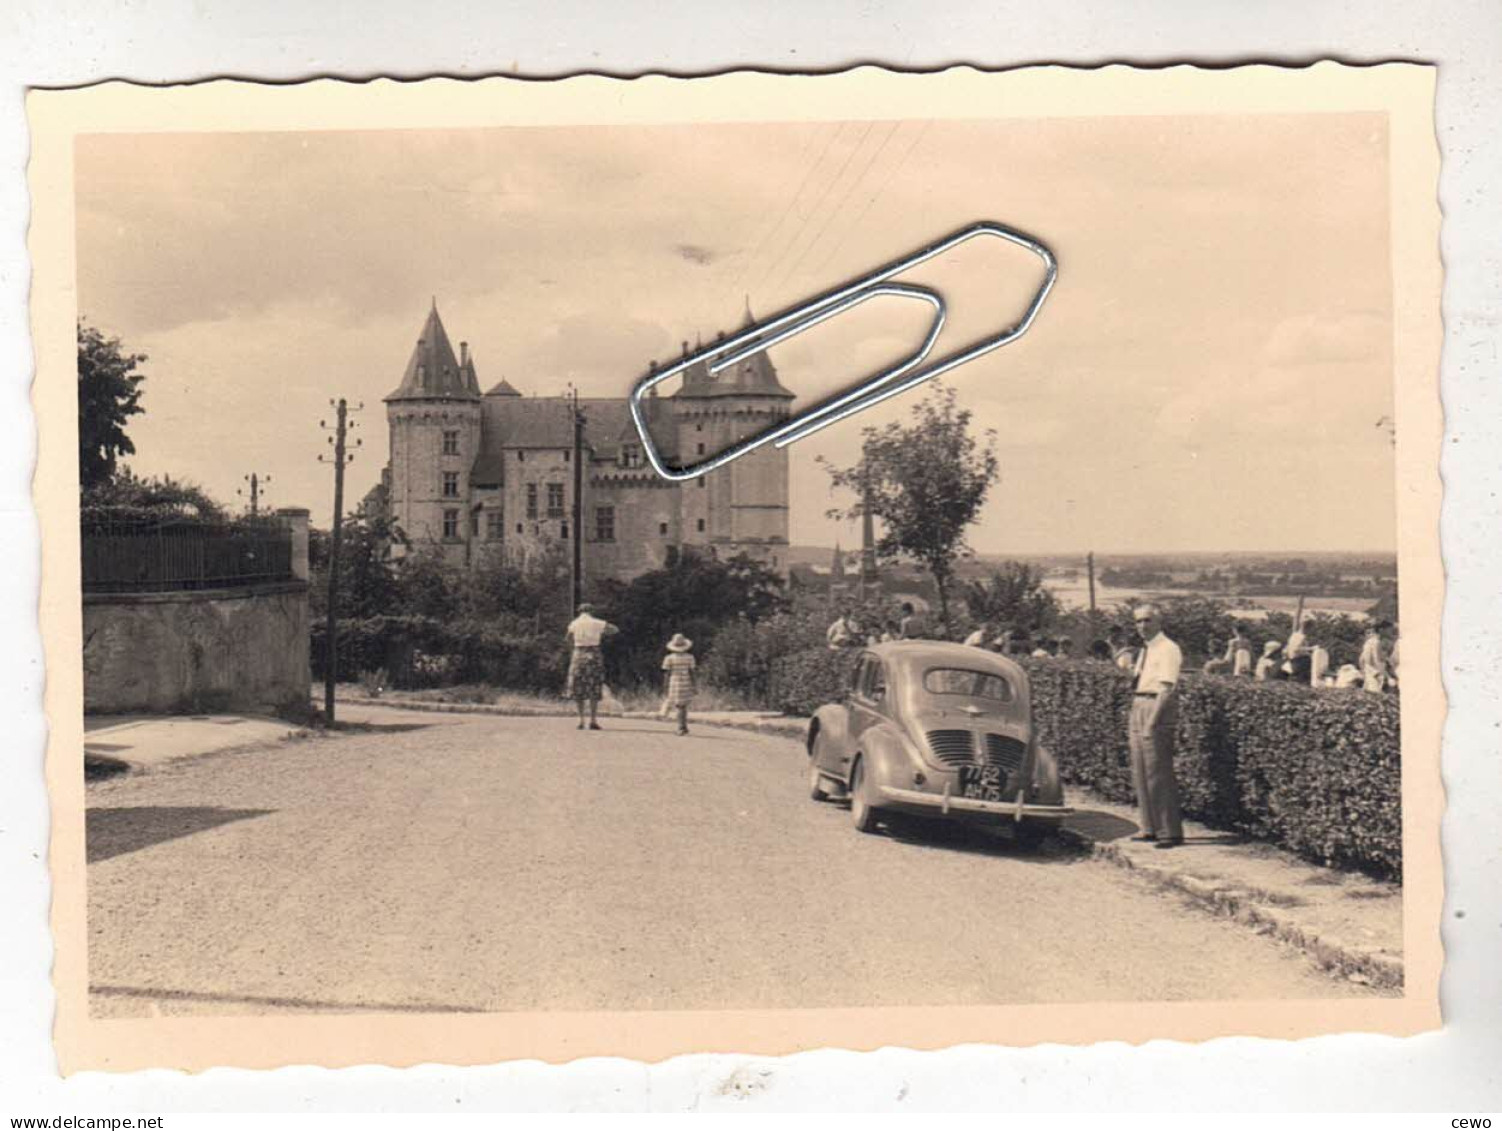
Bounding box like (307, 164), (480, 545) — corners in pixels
(858, 441), (877, 597)
(239, 472), (271, 516)
(1087, 551), (1097, 615)
(318, 398), (362, 724)
(569, 384), (585, 613)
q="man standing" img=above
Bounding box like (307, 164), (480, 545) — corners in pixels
(1360, 620), (1390, 692)
(1128, 605), (1185, 849)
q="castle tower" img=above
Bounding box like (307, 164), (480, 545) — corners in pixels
(383, 301), (483, 565)
(674, 304), (794, 573)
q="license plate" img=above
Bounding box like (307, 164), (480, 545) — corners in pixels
(959, 764), (1007, 803)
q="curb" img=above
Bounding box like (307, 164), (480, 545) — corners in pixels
(332, 694), (811, 741)
(1059, 828), (1404, 990)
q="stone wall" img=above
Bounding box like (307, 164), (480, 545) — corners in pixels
(83, 581), (311, 715)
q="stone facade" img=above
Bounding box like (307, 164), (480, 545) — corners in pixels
(83, 582), (311, 715)
(379, 303), (794, 585)
(82, 507), (312, 715)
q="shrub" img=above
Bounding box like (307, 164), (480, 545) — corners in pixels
(766, 647), (1401, 878)
(768, 646), (860, 716)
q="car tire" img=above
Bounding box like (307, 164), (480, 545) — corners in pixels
(808, 759), (831, 802)
(849, 757), (882, 834)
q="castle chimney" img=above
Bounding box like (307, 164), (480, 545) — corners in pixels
(460, 341), (470, 366)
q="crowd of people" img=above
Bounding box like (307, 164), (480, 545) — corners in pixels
(1205, 616), (1399, 694)
(825, 601), (1400, 696)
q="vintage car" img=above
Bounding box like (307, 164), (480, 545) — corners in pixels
(806, 641), (1071, 840)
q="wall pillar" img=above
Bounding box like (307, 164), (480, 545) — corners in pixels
(276, 506), (311, 581)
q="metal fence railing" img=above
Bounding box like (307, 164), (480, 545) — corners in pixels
(81, 518), (294, 594)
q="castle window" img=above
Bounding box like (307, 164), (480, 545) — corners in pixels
(696, 518), (705, 533)
(487, 510), (505, 540)
(442, 430), (459, 456)
(518, 451), (525, 462)
(561, 522), (570, 540)
(658, 521), (668, 536)
(546, 482), (565, 519)
(442, 510), (459, 539)
(442, 471), (459, 498)
(596, 506), (616, 543)
(470, 511), (479, 536)
(696, 442), (705, 455)
(698, 479), (706, 489)
(622, 444), (642, 469)
(526, 483), (538, 519)
(696, 424), (702, 432)
(564, 450), (570, 463)
(515, 523), (523, 535)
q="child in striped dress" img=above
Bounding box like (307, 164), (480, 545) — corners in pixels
(661, 633), (697, 736)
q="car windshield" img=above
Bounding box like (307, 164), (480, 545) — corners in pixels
(923, 668), (1013, 702)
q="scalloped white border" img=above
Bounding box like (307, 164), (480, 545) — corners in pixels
(24, 61), (1445, 1078)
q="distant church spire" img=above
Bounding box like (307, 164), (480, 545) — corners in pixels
(831, 540), (846, 581)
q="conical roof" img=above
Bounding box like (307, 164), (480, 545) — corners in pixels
(676, 305), (795, 400)
(484, 376), (523, 397)
(385, 301), (480, 402)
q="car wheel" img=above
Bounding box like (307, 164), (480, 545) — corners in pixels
(808, 759), (831, 802)
(849, 757), (882, 834)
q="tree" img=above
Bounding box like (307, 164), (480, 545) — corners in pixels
(961, 562), (1060, 633)
(822, 382), (999, 632)
(595, 550), (787, 687)
(81, 468), (227, 522)
(77, 320), (147, 490)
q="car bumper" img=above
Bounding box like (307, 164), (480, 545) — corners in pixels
(877, 784), (1073, 822)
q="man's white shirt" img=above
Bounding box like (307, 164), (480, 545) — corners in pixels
(1134, 632), (1183, 693)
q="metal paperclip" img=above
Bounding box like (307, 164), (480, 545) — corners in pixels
(628, 220), (1058, 482)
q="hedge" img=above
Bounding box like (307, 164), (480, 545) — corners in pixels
(769, 647), (1402, 878)
(311, 615), (569, 693)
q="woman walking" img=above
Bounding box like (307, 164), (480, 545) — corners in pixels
(564, 602), (617, 730)
(661, 633), (697, 736)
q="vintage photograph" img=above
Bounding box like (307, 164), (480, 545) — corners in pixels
(32, 66), (1443, 1068)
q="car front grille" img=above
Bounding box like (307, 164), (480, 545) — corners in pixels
(983, 733), (1027, 774)
(925, 729), (976, 766)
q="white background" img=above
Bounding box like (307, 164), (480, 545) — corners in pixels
(2, 0), (1499, 1113)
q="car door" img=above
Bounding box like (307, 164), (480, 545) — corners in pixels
(844, 652), (888, 777)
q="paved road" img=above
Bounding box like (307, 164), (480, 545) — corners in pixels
(86, 709), (1381, 1016)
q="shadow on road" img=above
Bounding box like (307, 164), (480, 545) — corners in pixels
(89, 983), (485, 1014)
(327, 721), (438, 735)
(881, 817), (1091, 864)
(87, 806), (273, 863)
(1062, 809), (1143, 843)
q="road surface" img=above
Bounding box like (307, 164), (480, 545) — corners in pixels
(85, 708), (1382, 1016)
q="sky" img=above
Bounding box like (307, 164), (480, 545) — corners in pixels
(74, 112), (1396, 554)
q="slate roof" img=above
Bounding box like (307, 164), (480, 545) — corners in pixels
(484, 376), (523, 397)
(470, 394), (677, 487)
(385, 303), (481, 402)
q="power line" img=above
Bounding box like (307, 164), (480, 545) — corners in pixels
(723, 121), (848, 309)
(772, 120), (904, 294)
(807, 119), (934, 282)
(748, 120), (876, 301)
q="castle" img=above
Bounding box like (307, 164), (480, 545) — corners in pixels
(376, 302), (793, 583)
